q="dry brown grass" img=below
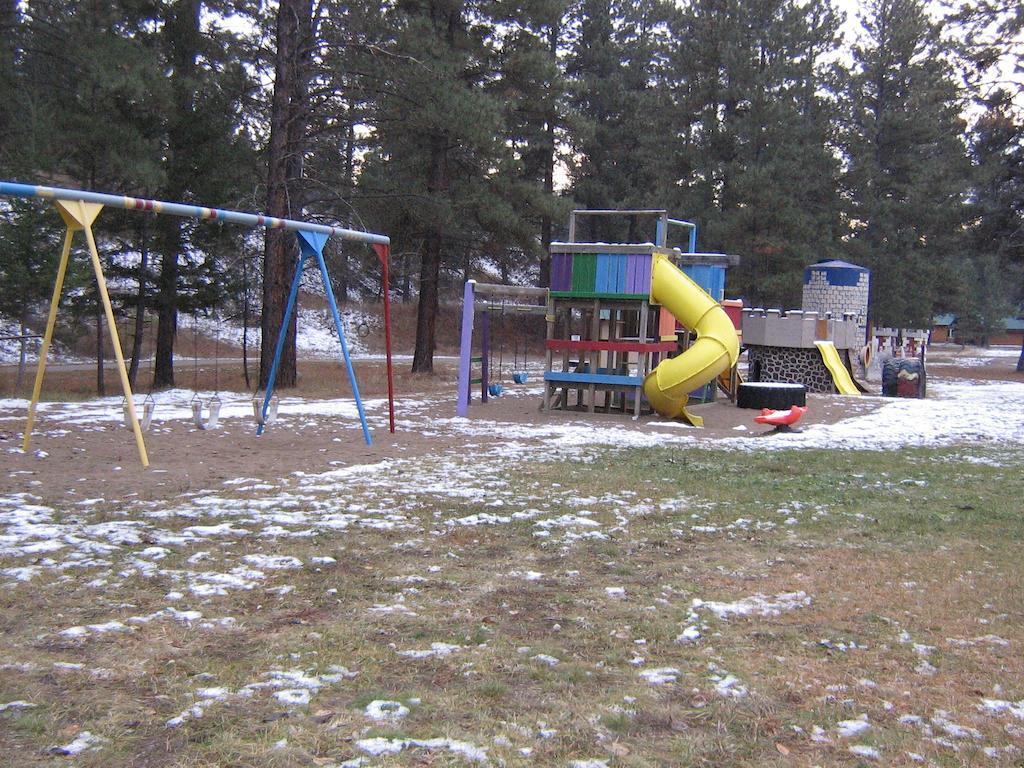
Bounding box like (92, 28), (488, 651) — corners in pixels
(1, 377), (1022, 766)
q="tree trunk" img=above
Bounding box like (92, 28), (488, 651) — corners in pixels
(128, 220), (148, 388)
(538, 19), (558, 289)
(242, 251), (251, 389)
(153, 0), (202, 389)
(260, 0), (314, 389)
(412, 138), (449, 373)
(1017, 338), (1023, 372)
(15, 309), (28, 393)
(153, 222), (180, 388)
(401, 251), (411, 302)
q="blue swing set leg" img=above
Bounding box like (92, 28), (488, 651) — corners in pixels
(257, 231), (372, 445)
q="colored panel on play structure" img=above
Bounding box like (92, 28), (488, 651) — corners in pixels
(658, 306), (678, 339)
(544, 371), (644, 387)
(596, 253), (626, 293)
(625, 254), (641, 294)
(571, 253), (597, 293)
(550, 253), (572, 291)
(637, 254), (653, 295)
(681, 264), (726, 302)
(595, 254), (610, 293)
(609, 253), (629, 293)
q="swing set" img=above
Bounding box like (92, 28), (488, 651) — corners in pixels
(0, 180), (397, 468)
(455, 280), (549, 415)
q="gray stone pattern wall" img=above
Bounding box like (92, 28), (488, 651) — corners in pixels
(747, 345), (846, 394)
(802, 271), (869, 324)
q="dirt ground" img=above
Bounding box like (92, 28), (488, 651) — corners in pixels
(1, 345), (1020, 508)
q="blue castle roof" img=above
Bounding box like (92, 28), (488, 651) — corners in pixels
(808, 260), (868, 271)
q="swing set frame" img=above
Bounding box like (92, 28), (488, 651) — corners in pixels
(0, 180), (396, 468)
(455, 281), (549, 417)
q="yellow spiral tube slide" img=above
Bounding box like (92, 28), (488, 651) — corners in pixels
(643, 254), (740, 423)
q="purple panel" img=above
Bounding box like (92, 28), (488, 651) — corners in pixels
(557, 253), (572, 291)
(551, 253), (572, 291)
(637, 255), (652, 294)
(626, 254), (640, 293)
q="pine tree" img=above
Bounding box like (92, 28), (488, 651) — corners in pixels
(566, 0), (674, 242)
(840, 0), (970, 328)
(154, 0), (260, 388)
(492, 0), (572, 286)
(666, 0), (844, 307)
(259, 0), (314, 389)
(956, 90), (1023, 345)
(359, 0), (511, 373)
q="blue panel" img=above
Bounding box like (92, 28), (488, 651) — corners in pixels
(544, 371), (644, 387)
(614, 254), (628, 293)
(595, 254), (611, 293)
(682, 265), (726, 302)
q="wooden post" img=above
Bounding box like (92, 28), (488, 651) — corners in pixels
(635, 301), (649, 419)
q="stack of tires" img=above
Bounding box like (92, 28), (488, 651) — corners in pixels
(882, 358), (926, 398)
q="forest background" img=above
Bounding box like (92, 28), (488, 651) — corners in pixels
(0, 0), (1021, 388)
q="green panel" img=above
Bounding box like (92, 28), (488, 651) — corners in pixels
(551, 291), (649, 301)
(571, 253), (597, 294)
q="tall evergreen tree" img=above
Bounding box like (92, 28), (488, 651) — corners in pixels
(840, 0), (970, 328)
(566, 0), (674, 242)
(955, 90), (1023, 344)
(362, 0), (511, 373)
(492, 0), (572, 286)
(154, 0), (259, 388)
(666, 0), (844, 307)
(260, 0), (315, 389)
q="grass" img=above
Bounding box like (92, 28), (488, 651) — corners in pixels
(1, 442), (1023, 766)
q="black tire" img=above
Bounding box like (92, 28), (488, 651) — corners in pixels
(882, 358), (926, 397)
(736, 382), (807, 410)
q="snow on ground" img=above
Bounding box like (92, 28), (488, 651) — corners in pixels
(11, 367), (1020, 456)
(2, 360), (1022, 592)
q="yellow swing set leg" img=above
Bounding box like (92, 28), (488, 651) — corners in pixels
(22, 200), (150, 467)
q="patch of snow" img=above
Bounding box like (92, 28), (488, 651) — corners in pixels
(0, 700), (35, 712)
(692, 591), (811, 619)
(397, 642), (462, 659)
(836, 716), (871, 738)
(356, 736), (487, 762)
(848, 745), (881, 760)
(639, 667), (679, 685)
(49, 731), (105, 755)
(364, 699), (409, 721)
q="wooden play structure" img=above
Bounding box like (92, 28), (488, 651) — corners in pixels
(544, 210), (739, 426)
(457, 209), (742, 426)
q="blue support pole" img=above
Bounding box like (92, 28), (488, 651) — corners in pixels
(257, 247), (308, 437)
(305, 232), (373, 446)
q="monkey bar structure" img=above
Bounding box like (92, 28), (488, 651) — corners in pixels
(0, 180), (395, 468)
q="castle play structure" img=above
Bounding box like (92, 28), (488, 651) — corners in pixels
(457, 209), (741, 426)
(741, 260), (866, 395)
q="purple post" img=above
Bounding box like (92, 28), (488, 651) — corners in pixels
(456, 280), (476, 417)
